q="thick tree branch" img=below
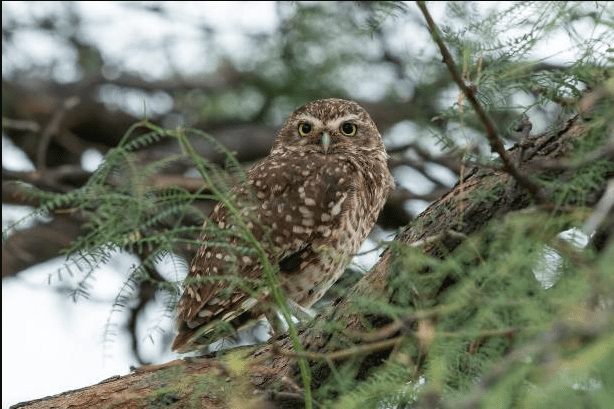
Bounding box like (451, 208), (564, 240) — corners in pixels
(11, 111), (608, 409)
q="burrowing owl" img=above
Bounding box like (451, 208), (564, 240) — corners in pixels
(172, 98), (394, 352)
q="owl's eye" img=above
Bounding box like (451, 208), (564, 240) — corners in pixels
(298, 122), (312, 136)
(340, 122), (357, 136)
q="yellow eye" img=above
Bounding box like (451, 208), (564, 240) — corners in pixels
(340, 122), (357, 136)
(298, 122), (312, 137)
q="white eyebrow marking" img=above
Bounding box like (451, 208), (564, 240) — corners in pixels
(327, 114), (361, 130)
(295, 114), (324, 128)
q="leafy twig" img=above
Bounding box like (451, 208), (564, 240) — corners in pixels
(415, 1), (550, 205)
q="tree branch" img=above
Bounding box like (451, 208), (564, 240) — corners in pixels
(11, 111), (602, 409)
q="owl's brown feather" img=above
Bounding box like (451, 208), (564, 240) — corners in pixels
(172, 99), (394, 352)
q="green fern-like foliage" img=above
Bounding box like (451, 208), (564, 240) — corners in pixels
(320, 153), (612, 409)
(311, 3), (613, 408)
(11, 120), (316, 403)
(10, 122), (276, 327)
(17, 124), (216, 296)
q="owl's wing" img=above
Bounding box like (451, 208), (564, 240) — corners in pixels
(172, 194), (266, 352)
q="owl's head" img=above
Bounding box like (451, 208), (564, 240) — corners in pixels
(271, 98), (386, 157)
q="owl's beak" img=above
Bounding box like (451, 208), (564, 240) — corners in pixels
(320, 131), (331, 154)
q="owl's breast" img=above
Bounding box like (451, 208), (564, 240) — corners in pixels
(249, 151), (390, 250)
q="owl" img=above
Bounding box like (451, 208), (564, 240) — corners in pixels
(171, 98), (394, 352)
